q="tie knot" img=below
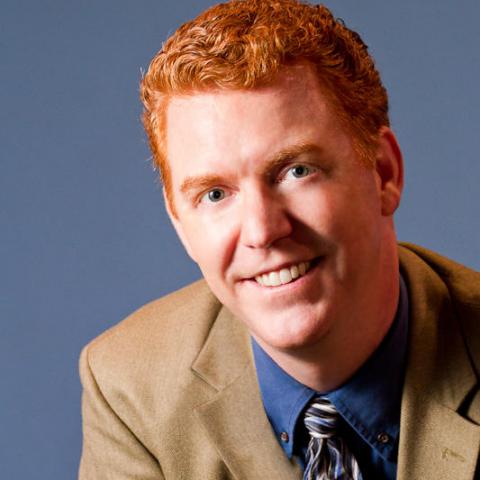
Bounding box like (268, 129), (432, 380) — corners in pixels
(304, 397), (339, 439)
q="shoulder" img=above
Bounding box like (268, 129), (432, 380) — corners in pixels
(398, 242), (479, 310)
(80, 279), (222, 400)
(399, 243), (479, 300)
(399, 242), (480, 372)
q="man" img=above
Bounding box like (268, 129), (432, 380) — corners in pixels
(79, 1), (480, 479)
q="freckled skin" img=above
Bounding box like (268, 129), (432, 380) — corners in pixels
(165, 64), (403, 391)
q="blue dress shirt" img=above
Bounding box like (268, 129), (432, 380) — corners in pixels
(252, 275), (409, 479)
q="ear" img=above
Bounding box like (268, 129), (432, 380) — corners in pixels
(163, 188), (198, 262)
(374, 127), (404, 216)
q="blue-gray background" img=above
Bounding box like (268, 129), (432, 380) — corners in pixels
(1, 0), (479, 478)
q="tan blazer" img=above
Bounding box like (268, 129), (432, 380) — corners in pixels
(79, 244), (480, 479)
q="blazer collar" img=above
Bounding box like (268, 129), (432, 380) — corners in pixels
(191, 306), (302, 479)
(397, 246), (480, 480)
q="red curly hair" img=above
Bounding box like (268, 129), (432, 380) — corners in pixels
(140, 0), (390, 214)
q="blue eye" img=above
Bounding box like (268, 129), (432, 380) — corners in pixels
(202, 188), (226, 203)
(288, 165), (315, 179)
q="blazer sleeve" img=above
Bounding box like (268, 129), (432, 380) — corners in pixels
(78, 345), (165, 480)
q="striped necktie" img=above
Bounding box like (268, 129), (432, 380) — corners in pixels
(303, 396), (362, 480)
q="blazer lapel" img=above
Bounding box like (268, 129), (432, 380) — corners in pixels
(397, 247), (480, 480)
(192, 307), (302, 480)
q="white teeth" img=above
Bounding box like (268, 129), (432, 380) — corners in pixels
(299, 262), (307, 276)
(268, 271), (281, 287)
(290, 264), (299, 279)
(255, 260), (311, 287)
(279, 268), (292, 284)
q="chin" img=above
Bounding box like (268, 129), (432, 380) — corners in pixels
(247, 309), (332, 352)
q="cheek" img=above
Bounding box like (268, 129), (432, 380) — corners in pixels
(288, 187), (346, 236)
(328, 197), (384, 276)
(184, 215), (238, 277)
(292, 185), (381, 262)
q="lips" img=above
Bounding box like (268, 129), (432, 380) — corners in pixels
(255, 260), (311, 287)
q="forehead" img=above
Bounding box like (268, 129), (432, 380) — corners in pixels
(164, 64), (351, 180)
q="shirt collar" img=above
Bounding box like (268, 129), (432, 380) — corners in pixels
(252, 274), (409, 461)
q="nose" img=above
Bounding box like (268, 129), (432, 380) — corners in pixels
(239, 186), (293, 249)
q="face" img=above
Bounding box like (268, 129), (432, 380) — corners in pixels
(165, 65), (401, 356)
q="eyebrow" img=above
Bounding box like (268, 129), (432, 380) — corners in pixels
(179, 142), (323, 196)
(258, 142), (323, 178)
(180, 174), (227, 196)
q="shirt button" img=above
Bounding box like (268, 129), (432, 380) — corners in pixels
(280, 431), (289, 443)
(377, 432), (390, 444)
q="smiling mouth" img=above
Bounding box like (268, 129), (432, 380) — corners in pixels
(254, 260), (313, 287)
